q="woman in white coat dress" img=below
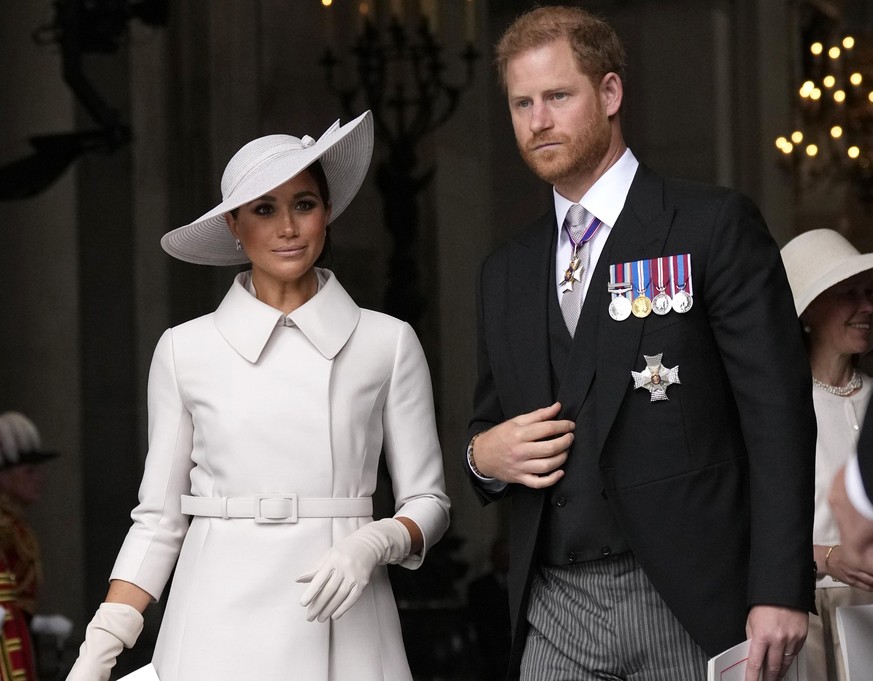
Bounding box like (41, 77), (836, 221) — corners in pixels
(66, 110), (450, 681)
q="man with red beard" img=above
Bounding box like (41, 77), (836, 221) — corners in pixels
(464, 6), (815, 681)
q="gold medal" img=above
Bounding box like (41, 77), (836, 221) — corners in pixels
(631, 258), (652, 318)
(631, 294), (652, 318)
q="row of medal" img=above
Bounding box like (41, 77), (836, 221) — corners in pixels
(607, 253), (694, 321)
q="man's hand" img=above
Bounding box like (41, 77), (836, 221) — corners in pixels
(472, 402), (574, 488)
(830, 467), (873, 570)
(744, 605), (807, 681)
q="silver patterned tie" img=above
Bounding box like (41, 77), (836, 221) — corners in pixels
(560, 204), (592, 336)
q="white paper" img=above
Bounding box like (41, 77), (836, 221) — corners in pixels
(116, 663), (159, 680)
(707, 639), (805, 681)
(836, 603), (873, 681)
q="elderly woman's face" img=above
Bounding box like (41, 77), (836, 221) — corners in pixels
(804, 271), (873, 357)
(226, 170), (330, 287)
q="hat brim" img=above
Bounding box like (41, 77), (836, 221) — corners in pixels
(795, 253), (873, 315)
(160, 111), (374, 266)
(0, 450), (59, 471)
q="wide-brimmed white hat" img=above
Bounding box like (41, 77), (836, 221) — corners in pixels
(780, 228), (873, 316)
(161, 110), (373, 265)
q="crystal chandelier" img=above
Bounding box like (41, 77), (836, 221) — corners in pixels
(775, 28), (873, 202)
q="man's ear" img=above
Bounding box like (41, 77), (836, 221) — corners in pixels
(600, 72), (623, 117)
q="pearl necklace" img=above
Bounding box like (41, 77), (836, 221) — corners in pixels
(813, 370), (862, 397)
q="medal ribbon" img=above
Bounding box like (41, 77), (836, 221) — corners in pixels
(676, 253), (693, 294)
(565, 216), (604, 253)
(609, 260), (626, 290)
(654, 257), (667, 292)
(633, 258), (651, 297)
(624, 262), (632, 298)
(609, 263), (633, 295)
(683, 253), (693, 295)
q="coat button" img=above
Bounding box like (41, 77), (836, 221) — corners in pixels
(601, 546), (612, 557)
(556, 496), (566, 507)
(568, 552), (577, 563)
(600, 488), (608, 499)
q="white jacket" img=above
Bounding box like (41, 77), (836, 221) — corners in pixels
(110, 269), (450, 681)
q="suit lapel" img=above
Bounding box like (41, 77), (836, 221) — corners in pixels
(594, 166), (676, 452)
(557, 166), (676, 435)
(506, 214), (555, 410)
(554, 241), (606, 418)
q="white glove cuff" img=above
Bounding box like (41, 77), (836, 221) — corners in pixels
(382, 518), (412, 564)
(92, 602), (144, 648)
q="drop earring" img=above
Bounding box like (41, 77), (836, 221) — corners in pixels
(235, 238), (242, 251)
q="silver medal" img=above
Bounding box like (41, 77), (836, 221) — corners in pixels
(652, 293), (671, 315)
(672, 290), (693, 314)
(609, 295), (632, 321)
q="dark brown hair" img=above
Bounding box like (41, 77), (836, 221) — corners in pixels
(229, 160), (334, 266)
(229, 160), (332, 218)
(304, 160), (332, 267)
(495, 6), (627, 91)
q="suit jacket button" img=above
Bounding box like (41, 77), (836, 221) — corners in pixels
(556, 496), (566, 507)
(601, 546), (612, 557)
(600, 488), (608, 499)
(568, 552), (577, 563)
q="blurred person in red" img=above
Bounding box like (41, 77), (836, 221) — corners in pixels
(0, 411), (72, 680)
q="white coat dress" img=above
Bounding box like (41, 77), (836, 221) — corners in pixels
(109, 269), (450, 681)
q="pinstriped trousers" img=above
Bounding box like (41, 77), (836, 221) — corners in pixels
(520, 553), (709, 681)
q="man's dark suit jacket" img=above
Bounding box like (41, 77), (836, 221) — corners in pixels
(467, 163), (816, 677)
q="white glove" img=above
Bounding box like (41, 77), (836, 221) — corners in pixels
(66, 602), (143, 681)
(297, 518), (411, 622)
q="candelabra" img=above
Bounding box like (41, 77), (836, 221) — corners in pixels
(321, 5), (478, 329)
(775, 20), (873, 202)
(1, 0), (168, 200)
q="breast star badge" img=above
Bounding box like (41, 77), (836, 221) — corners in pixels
(631, 353), (680, 402)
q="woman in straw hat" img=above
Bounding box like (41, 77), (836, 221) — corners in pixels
(781, 228), (873, 680)
(66, 111), (449, 681)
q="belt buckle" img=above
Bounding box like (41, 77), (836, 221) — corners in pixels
(253, 494), (298, 524)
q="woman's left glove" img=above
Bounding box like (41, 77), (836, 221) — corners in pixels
(65, 602), (143, 681)
(296, 518), (411, 622)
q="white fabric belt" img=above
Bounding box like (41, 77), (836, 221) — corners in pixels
(181, 494), (373, 524)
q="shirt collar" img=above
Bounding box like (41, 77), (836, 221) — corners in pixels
(214, 269), (360, 363)
(553, 148), (639, 229)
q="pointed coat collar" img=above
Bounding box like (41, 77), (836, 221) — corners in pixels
(213, 269), (361, 363)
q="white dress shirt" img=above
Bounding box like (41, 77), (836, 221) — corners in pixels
(553, 148), (640, 305)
